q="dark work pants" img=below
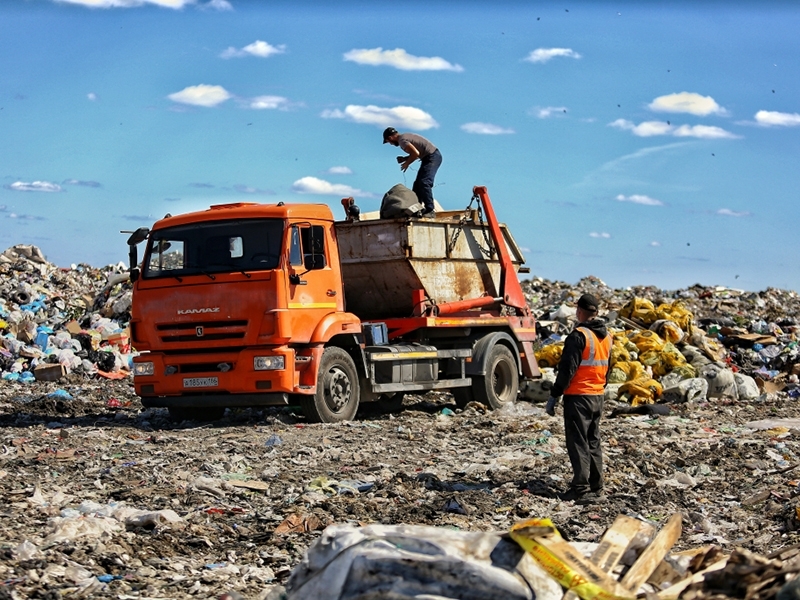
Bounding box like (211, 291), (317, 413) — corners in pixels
(413, 149), (442, 212)
(563, 394), (604, 494)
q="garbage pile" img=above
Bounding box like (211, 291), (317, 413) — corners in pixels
(525, 276), (800, 407)
(0, 245), (134, 384)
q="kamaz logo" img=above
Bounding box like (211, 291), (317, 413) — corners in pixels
(177, 307), (220, 315)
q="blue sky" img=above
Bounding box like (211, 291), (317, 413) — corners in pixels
(1, 1), (799, 292)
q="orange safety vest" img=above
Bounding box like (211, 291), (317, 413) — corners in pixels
(564, 327), (612, 396)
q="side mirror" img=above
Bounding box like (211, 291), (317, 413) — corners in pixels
(123, 227), (150, 281)
(127, 227), (150, 247)
(303, 254), (327, 270)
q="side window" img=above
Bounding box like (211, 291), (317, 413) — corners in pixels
(148, 239), (184, 272)
(289, 226), (303, 266)
(290, 225), (326, 268)
(301, 226), (325, 257)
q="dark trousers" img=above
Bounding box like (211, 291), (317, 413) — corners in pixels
(563, 394), (604, 494)
(413, 149), (442, 212)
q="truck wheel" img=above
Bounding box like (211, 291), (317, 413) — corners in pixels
(472, 345), (519, 410)
(168, 406), (225, 422)
(300, 347), (360, 423)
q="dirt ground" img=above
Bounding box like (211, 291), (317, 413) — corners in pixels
(2, 380), (800, 599)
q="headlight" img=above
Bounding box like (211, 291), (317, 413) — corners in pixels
(254, 356), (285, 371)
(134, 362), (155, 376)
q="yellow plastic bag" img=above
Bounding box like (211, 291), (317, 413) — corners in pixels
(535, 343), (564, 368)
(629, 330), (665, 354)
(671, 364), (697, 379)
(610, 341), (630, 366)
(619, 377), (662, 406)
(608, 360), (645, 384)
(650, 320), (685, 344)
(620, 298), (657, 324)
(655, 300), (694, 334)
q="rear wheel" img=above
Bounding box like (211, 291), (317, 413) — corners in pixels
(473, 345), (519, 409)
(455, 344), (519, 410)
(300, 347), (360, 423)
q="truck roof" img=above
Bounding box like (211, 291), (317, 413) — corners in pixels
(151, 202), (335, 230)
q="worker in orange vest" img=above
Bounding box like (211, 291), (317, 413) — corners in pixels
(545, 293), (612, 504)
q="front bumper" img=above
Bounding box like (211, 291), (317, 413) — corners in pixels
(133, 346), (310, 405)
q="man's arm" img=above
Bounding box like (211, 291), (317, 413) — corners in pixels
(399, 141), (420, 172)
(550, 330), (586, 398)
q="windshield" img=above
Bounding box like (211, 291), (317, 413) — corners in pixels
(142, 218), (284, 279)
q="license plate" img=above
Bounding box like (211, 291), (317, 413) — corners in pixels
(183, 377), (219, 388)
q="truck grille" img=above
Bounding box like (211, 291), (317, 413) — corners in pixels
(157, 320), (248, 343)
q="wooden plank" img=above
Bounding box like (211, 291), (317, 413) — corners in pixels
(620, 514), (683, 593)
(563, 515), (645, 600)
(656, 558), (728, 600)
(533, 535), (635, 599)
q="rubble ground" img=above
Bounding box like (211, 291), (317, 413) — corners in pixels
(3, 385), (800, 599)
(4, 246), (800, 598)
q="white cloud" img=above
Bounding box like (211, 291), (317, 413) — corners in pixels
(589, 232), (611, 239)
(203, 0), (231, 10)
(327, 166), (353, 175)
(63, 179), (102, 188)
(87, 92), (97, 101)
(616, 194), (663, 206)
(716, 208), (751, 217)
(292, 177), (371, 198)
(321, 105), (438, 130)
(524, 48), (581, 64)
(650, 241), (661, 247)
(673, 124), (738, 139)
(343, 48), (463, 72)
(648, 92), (727, 116)
(754, 110), (800, 127)
(249, 95), (289, 110)
(5, 181), (64, 193)
(221, 40), (285, 59)
(609, 119), (672, 137)
(168, 84), (231, 107)
(460, 122), (514, 135)
(54, 0), (195, 7)
(532, 106), (568, 118)
(609, 119), (738, 139)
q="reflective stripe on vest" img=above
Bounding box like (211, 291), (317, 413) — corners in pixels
(564, 327), (612, 396)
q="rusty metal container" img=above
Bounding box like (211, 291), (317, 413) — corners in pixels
(335, 214), (526, 320)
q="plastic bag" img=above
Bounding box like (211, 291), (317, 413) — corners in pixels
(734, 372), (760, 400)
(701, 364), (738, 399)
(380, 184), (423, 219)
(286, 523), (563, 600)
(535, 343), (564, 368)
(619, 377), (662, 406)
(608, 360), (646, 384)
(649, 319), (685, 344)
(655, 300), (694, 334)
(662, 377), (708, 403)
(629, 330), (665, 354)
(620, 298), (656, 324)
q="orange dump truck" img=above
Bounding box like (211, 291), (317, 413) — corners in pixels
(126, 186), (540, 422)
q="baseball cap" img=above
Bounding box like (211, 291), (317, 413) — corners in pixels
(577, 293), (600, 313)
(382, 127), (398, 143)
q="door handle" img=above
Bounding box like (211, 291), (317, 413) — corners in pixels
(327, 290), (337, 296)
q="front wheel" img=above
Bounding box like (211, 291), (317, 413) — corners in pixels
(300, 347), (360, 423)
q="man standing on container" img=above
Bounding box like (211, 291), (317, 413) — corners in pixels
(383, 127), (442, 217)
(545, 293), (611, 504)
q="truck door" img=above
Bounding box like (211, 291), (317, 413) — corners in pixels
(287, 223), (343, 342)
